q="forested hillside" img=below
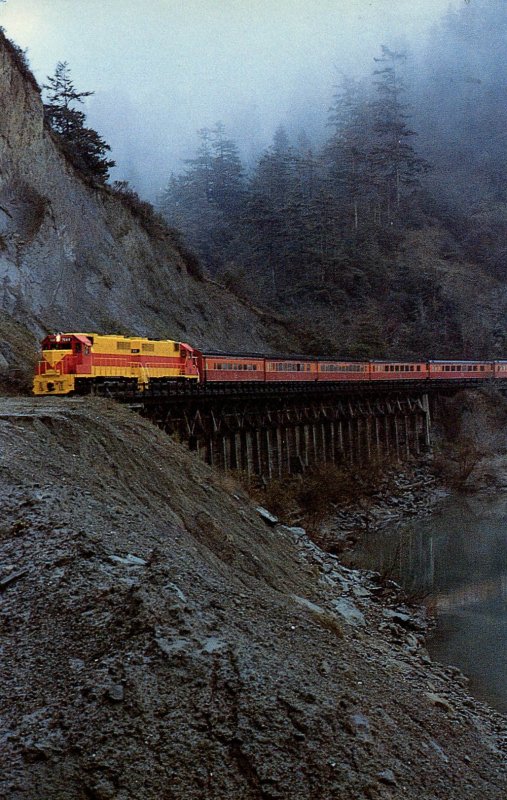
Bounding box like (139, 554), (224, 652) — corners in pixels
(159, 0), (507, 360)
(415, 0), (507, 275)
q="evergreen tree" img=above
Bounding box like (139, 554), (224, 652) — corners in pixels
(43, 61), (115, 182)
(159, 124), (246, 276)
(370, 47), (429, 222)
(325, 76), (375, 230)
(209, 122), (245, 213)
(244, 126), (298, 298)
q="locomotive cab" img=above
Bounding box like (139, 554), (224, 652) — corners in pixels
(33, 333), (92, 395)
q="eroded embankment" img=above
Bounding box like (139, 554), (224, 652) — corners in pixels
(0, 398), (506, 800)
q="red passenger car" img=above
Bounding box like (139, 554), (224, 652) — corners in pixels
(428, 361), (493, 380)
(198, 353), (265, 382)
(494, 361), (507, 379)
(265, 358), (317, 382)
(370, 361), (427, 381)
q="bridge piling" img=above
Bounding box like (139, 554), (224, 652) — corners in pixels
(347, 420), (354, 465)
(265, 429), (272, 476)
(221, 436), (228, 472)
(275, 427), (283, 478)
(421, 393), (431, 448)
(338, 420), (344, 460)
(303, 425), (310, 468)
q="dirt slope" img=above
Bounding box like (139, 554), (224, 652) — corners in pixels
(0, 398), (505, 799)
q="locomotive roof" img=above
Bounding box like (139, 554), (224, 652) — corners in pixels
(44, 332), (92, 344)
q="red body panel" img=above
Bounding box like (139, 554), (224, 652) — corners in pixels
(201, 355), (265, 382)
(317, 361), (369, 381)
(265, 359), (317, 382)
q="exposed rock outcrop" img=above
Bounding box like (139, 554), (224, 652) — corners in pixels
(0, 32), (287, 379)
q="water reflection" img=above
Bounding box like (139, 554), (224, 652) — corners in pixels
(350, 495), (507, 713)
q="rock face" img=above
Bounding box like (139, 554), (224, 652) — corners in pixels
(0, 398), (506, 799)
(0, 32), (285, 375)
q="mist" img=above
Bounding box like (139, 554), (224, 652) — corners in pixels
(2, 0), (460, 198)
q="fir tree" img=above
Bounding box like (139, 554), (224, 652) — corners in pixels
(370, 47), (429, 222)
(209, 122), (245, 213)
(43, 61), (115, 182)
(159, 124), (246, 276)
(325, 76), (375, 230)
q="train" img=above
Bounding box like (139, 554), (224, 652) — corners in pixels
(32, 331), (507, 396)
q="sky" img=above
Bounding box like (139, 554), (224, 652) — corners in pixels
(1, 0), (461, 198)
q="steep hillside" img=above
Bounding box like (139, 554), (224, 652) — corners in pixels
(0, 398), (506, 799)
(0, 32), (289, 383)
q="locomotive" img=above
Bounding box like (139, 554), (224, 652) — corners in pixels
(33, 331), (507, 396)
(33, 333), (198, 395)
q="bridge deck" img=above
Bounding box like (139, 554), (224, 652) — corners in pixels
(86, 377), (504, 405)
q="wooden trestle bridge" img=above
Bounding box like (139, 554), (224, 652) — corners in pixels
(114, 380), (437, 479)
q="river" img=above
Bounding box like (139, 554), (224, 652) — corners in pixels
(349, 494), (507, 714)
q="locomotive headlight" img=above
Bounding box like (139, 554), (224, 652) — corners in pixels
(55, 333), (61, 343)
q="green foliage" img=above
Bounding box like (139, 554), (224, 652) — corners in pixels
(159, 122), (245, 276)
(371, 47), (430, 218)
(43, 61), (115, 182)
(158, 48), (432, 324)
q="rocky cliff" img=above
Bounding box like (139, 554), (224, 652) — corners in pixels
(0, 32), (286, 382)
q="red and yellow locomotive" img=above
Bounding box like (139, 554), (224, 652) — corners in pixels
(33, 333), (199, 395)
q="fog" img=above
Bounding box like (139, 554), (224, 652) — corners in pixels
(1, 0), (460, 198)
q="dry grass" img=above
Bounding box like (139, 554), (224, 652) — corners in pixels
(247, 461), (388, 529)
(433, 388), (507, 490)
(0, 29), (40, 93)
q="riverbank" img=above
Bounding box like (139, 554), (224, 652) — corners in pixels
(313, 388), (507, 717)
(308, 387), (507, 557)
(315, 460), (448, 557)
(345, 490), (507, 716)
